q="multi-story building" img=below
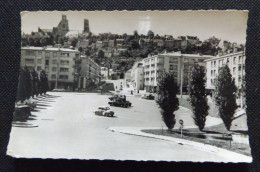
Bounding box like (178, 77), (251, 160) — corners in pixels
(78, 55), (101, 90)
(142, 52), (213, 92)
(130, 60), (144, 91)
(205, 51), (245, 94)
(100, 67), (109, 80)
(21, 47), (80, 90)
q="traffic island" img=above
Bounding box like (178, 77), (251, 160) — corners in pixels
(142, 122), (250, 157)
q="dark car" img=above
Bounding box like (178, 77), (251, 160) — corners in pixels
(108, 99), (132, 108)
(141, 93), (155, 100)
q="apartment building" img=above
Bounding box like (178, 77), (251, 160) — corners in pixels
(142, 52), (213, 93)
(78, 55), (101, 90)
(21, 47), (80, 90)
(130, 61), (144, 91)
(205, 51), (245, 92)
(100, 67), (109, 80)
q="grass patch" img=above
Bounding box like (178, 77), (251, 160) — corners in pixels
(142, 128), (251, 156)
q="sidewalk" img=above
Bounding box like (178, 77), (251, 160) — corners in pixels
(108, 126), (252, 163)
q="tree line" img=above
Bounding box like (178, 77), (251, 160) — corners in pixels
(157, 63), (238, 131)
(17, 66), (49, 103)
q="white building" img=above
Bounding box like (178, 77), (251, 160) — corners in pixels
(101, 67), (109, 80)
(21, 47), (80, 90)
(205, 51), (246, 104)
(130, 61), (144, 91)
(142, 52), (213, 92)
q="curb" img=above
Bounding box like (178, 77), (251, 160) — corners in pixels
(108, 127), (252, 163)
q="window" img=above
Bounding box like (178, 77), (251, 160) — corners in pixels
(61, 53), (69, 57)
(211, 61), (213, 67)
(233, 67), (236, 74)
(26, 50), (35, 56)
(60, 68), (69, 72)
(25, 59), (34, 63)
(45, 52), (50, 57)
(37, 59), (42, 64)
(37, 66), (41, 71)
(45, 67), (49, 72)
(52, 67), (56, 72)
(53, 60), (57, 64)
(51, 75), (56, 79)
(170, 65), (174, 70)
(59, 75), (68, 79)
(214, 61), (216, 67)
(219, 60), (222, 67)
(239, 56), (242, 62)
(53, 52), (57, 57)
(60, 60), (69, 65)
(233, 57), (236, 64)
(38, 51), (42, 55)
(45, 60), (49, 65)
(211, 70), (213, 76)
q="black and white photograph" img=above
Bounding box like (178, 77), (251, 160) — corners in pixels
(7, 10), (250, 162)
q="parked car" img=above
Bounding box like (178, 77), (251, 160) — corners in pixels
(108, 99), (132, 108)
(52, 88), (65, 92)
(94, 106), (114, 117)
(141, 93), (155, 100)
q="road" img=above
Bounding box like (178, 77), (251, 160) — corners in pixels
(8, 92), (238, 162)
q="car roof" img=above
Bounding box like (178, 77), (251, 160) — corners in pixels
(98, 106), (109, 108)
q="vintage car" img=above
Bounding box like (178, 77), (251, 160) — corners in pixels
(94, 106), (114, 117)
(141, 93), (155, 100)
(52, 88), (66, 92)
(108, 94), (126, 101)
(108, 99), (132, 108)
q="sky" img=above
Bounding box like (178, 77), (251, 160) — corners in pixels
(21, 11), (248, 44)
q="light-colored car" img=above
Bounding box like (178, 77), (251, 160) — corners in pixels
(94, 106), (114, 117)
(52, 88), (65, 92)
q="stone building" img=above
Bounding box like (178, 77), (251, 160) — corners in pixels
(52, 15), (69, 37)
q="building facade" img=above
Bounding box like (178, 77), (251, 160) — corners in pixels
(78, 56), (101, 90)
(100, 67), (109, 80)
(21, 47), (80, 90)
(205, 51), (245, 92)
(130, 61), (144, 91)
(142, 52), (213, 93)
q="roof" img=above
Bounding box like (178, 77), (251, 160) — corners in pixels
(22, 47), (44, 50)
(65, 30), (82, 37)
(204, 51), (244, 62)
(21, 46), (79, 52)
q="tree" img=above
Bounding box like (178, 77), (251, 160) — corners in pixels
(98, 50), (105, 59)
(71, 37), (78, 47)
(188, 63), (209, 131)
(214, 65), (237, 130)
(16, 67), (27, 102)
(40, 70), (49, 95)
(24, 66), (32, 100)
(31, 68), (39, 97)
(156, 72), (179, 130)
